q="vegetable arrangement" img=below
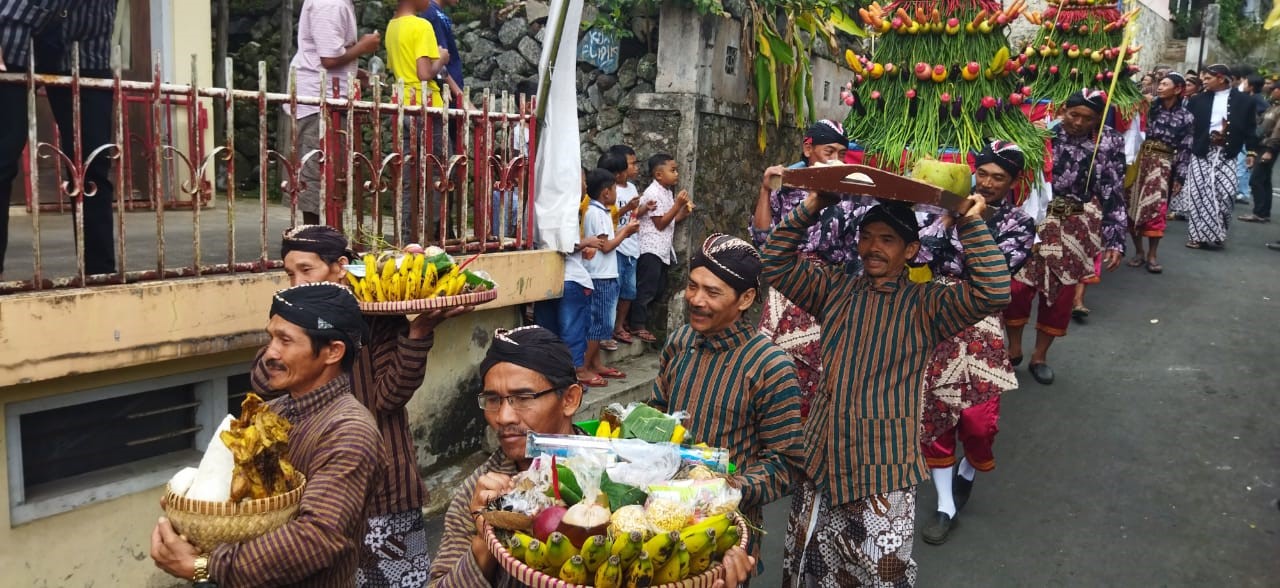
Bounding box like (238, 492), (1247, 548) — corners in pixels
(1018, 0), (1146, 118)
(485, 403), (746, 587)
(841, 0), (1048, 174)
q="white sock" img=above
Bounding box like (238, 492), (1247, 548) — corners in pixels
(958, 457), (977, 481)
(932, 467), (956, 517)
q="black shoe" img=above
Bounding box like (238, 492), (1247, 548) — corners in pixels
(953, 473), (974, 513)
(1009, 355), (1023, 367)
(1030, 362), (1055, 385)
(921, 512), (957, 545)
(1267, 241), (1280, 251)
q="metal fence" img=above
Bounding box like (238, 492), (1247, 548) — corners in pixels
(0, 53), (537, 294)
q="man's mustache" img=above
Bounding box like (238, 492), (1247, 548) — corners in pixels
(265, 359), (287, 372)
(498, 425), (529, 438)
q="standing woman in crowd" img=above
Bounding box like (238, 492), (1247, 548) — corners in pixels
(1127, 73), (1194, 273)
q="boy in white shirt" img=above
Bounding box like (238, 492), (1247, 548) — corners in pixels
(582, 168), (640, 383)
(627, 153), (692, 343)
(599, 146), (651, 347)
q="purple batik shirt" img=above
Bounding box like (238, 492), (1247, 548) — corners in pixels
(1051, 125), (1130, 252)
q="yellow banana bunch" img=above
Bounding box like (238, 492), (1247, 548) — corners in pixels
(680, 513), (732, 547)
(651, 541), (686, 584)
(641, 530), (679, 568)
(714, 523), (740, 557)
(596, 421), (614, 438)
(524, 539), (550, 573)
(580, 534), (611, 573)
(611, 531), (644, 569)
(558, 555), (588, 584)
(544, 532), (578, 571)
(507, 532), (533, 562)
(594, 555), (623, 588)
(624, 551), (654, 588)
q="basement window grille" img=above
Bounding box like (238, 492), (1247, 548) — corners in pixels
(6, 364), (248, 525)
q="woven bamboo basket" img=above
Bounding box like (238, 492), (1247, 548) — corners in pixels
(484, 517), (750, 588)
(358, 288), (498, 315)
(163, 473), (306, 552)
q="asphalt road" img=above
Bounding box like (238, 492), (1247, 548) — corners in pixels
(751, 203), (1280, 586)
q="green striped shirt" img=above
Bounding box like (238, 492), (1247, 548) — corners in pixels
(652, 320), (804, 525)
(761, 203), (1010, 506)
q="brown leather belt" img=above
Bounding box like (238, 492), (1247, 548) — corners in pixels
(1047, 198), (1084, 218)
(1140, 140), (1175, 154)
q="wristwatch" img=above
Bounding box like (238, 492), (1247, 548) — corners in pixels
(192, 555), (214, 586)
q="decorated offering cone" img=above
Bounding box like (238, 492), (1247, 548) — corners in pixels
(845, 0), (1046, 173)
(1018, 0), (1145, 117)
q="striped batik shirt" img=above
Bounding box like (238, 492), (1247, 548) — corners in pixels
(209, 374), (387, 587)
(57, 0), (116, 71)
(761, 203), (1010, 506)
(652, 320), (803, 527)
(0, 0), (71, 69)
(252, 315), (435, 518)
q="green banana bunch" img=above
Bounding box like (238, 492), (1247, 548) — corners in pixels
(507, 532), (533, 562)
(580, 534), (611, 573)
(558, 554), (588, 584)
(625, 551), (654, 588)
(524, 539), (551, 573)
(595, 554), (624, 588)
(544, 532), (579, 571)
(714, 523), (741, 557)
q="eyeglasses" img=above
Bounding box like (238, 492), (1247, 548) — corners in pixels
(476, 387), (561, 411)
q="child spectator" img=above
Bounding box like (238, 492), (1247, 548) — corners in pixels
(582, 168), (640, 384)
(628, 153), (693, 343)
(534, 167), (601, 386)
(386, 0), (447, 242)
(489, 79), (537, 240)
(602, 145), (649, 347)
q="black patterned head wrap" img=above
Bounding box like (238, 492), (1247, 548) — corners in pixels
(804, 119), (847, 147)
(270, 282), (368, 350)
(689, 233), (762, 295)
(280, 225), (353, 263)
(1164, 72), (1186, 87)
(974, 140), (1026, 177)
(478, 326), (577, 389)
(1065, 88), (1107, 113)
(859, 202), (921, 244)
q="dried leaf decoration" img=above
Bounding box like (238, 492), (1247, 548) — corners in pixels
(220, 393), (298, 501)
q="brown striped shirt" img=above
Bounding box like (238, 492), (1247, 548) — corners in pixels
(209, 374), (386, 587)
(252, 315), (435, 517)
(761, 204), (1010, 506)
(651, 319), (804, 527)
(428, 450), (521, 588)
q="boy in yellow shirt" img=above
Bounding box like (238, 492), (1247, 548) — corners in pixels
(387, 0), (449, 242)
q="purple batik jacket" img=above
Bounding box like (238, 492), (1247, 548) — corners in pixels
(749, 163), (877, 275)
(1051, 125), (1130, 252)
(915, 201), (1035, 280)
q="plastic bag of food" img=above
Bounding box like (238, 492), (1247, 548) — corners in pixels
(496, 455), (558, 516)
(647, 478), (741, 523)
(606, 439), (681, 488)
(608, 504), (652, 539)
(643, 494), (694, 533)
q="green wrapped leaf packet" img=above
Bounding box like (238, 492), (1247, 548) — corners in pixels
(621, 404), (678, 444)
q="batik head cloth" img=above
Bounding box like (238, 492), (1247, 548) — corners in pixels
(270, 282), (368, 350)
(1065, 89), (1107, 113)
(974, 140), (1026, 177)
(689, 233), (762, 295)
(478, 326), (577, 389)
(1164, 72), (1186, 87)
(280, 225), (353, 262)
(804, 119), (847, 147)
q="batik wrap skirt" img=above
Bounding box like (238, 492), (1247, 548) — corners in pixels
(782, 481), (917, 588)
(1127, 142), (1174, 237)
(1172, 146), (1234, 244)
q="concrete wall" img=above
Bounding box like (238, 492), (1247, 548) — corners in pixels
(0, 250), (562, 586)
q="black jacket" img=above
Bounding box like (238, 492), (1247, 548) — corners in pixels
(1187, 88), (1258, 159)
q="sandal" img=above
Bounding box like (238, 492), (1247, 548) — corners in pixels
(1185, 241), (1202, 249)
(597, 368), (627, 379)
(600, 339), (619, 351)
(1147, 261), (1163, 273)
(632, 329), (658, 343)
(1071, 306), (1090, 321)
(1126, 255), (1146, 268)
(613, 329), (635, 344)
(578, 375), (607, 387)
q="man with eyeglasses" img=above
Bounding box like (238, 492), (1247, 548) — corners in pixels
(429, 325), (756, 587)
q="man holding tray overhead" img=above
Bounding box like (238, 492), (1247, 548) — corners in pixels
(151, 283), (384, 587)
(652, 233), (804, 573)
(250, 225), (471, 586)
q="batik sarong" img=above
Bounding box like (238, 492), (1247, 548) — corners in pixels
(1173, 146), (1234, 244)
(783, 481), (917, 588)
(759, 287), (822, 420)
(1014, 201), (1102, 304)
(358, 509), (433, 588)
(1127, 142), (1174, 237)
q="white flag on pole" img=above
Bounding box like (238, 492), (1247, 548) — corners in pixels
(533, 0), (585, 253)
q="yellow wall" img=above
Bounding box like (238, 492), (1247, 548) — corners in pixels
(0, 250), (563, 586)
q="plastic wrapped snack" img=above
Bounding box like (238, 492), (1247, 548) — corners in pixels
(608, 504), (652, 540)
(648, 479), (741, 523)
(643, 495), (693, 533)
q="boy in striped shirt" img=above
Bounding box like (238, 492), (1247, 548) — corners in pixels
(763, 193), (1010, 586)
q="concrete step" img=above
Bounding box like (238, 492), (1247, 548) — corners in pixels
(418, 349), (660, 518)
(1162, 39), (1188, 64)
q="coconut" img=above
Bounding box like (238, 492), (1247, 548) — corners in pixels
(911, 158), (972, 198)
(557, 501), (611, 547)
